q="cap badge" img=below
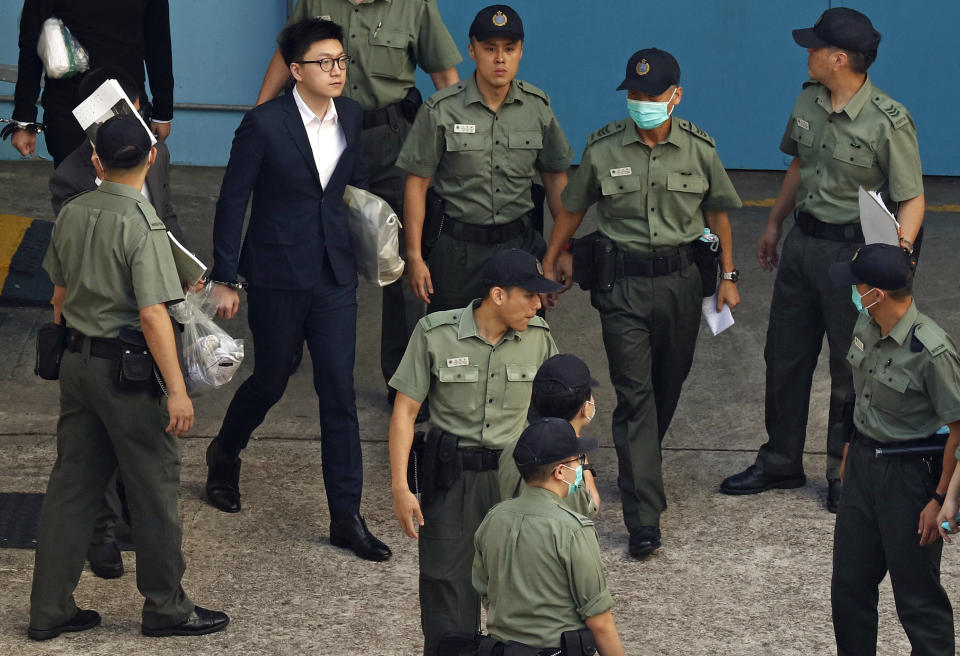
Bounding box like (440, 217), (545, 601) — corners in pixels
(536, 259), (544, 276)
(492, 11), (508, 27)
(636, 59), (650, 76)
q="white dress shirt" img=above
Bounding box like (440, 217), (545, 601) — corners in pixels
(292, 86), (346, 190)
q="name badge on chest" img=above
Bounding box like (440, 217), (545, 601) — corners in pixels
(610, 167), (632, 177)
(453, 124), (476, 134)
(796, 118), (810, 130)
(446, 357), (470, 367)
(854, 337), (864, 351)
(316, 14), (331, 20)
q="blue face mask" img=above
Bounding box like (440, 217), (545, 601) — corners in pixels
(627, 87), (678, 130)
(851, 285), (879, 315)
(560, 463), (584, 495)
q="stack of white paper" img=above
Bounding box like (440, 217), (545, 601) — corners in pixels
(702, 294), (735, 336)
(71, 79), (156, 146)
(858, 186), (900, 245)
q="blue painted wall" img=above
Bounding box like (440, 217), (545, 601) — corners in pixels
(1, 1), (957, 175)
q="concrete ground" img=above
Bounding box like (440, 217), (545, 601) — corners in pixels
(1, 159), (959, 655)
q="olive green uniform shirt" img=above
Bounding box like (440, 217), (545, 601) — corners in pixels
(473, 485), (615, 648)
(287, 0), (462, 110)
(848, 302), (960, 441)
(780, 77), (923, 224)
(42, 182), (183, 338)
(396, 75), (573, 225)
(389, 300), (558, 448)
(561, 117), (742, 253)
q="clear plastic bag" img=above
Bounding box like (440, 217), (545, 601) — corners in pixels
(343, 185), (405, 287)
(37, 18), (89, 80)
(168, 286), (244, 394)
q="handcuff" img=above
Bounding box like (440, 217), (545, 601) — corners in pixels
(0, 118), (46, 141)
(202, 276), (247, 290)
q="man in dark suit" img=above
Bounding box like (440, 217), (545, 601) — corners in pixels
(205, 18), (390, 562)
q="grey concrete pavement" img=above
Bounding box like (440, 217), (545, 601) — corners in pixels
(1, 159), (959, 654)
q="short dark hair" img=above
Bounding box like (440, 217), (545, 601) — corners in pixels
(80, 66), (140, 104)
(278, 18), (344, 66)
(532, 381), (591, 422)
(830, 46), (874, 73)
(886, 271), (914, 300)
(518, 461), (558, 484)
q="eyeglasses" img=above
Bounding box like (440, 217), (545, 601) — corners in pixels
(295, 56), (349, 72)
(562, 454), (587, 467)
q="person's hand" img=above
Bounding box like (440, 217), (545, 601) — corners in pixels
(211, 283), (240, 319)
(184, 279), (205, 294)
(716, 279), (740, 311)
(937, 498), (959, 543)
(918, 499), (943, 546)
(757, 221), (784, 271)
(11, 130), (36, 157)
(393, 487), (424, 539)
(151, 121), (171, 142)
(165, 390), (194, 436)
(586, 474), (601, 516)
(408, 257), (434, 304)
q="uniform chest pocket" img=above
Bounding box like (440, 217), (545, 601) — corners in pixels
(500, 130), (543, 177)
(367, 29), (410, 78)
(443, 132), (489, 176)
(666, 172), (708, 194)
(790, 121), (816, 148)
(508, 131), (543, 149)
(437, 365), (481, 411)
(502, 364), (538, 409)
(846, 345), (866, 370)
(664, 172), (708, 226)
(833, 142), (875, 168)
(872, 369), (909, 414)
(600, 175), (644, 219)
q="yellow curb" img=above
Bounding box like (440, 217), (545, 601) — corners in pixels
(0, 214), (35, 293)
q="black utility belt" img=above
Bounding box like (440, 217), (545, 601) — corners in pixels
(444, 214), (529, 245)
(362, 87), (422, 130)
(853, 428), (947, 458)
(66, 327), (166, 396)
(66, 328), (121, 359)
(619, 245), (694, 277)
(795, 210), (864, 243)
(458, 445), (502, 471)
(407, 428), (501, 505)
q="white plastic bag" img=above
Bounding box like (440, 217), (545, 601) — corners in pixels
(343, 185), (404, 287)
(37, 18), (89, 80)
(168, 286), (244, 394)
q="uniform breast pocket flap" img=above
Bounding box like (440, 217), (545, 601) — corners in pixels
(508, 131), (543, 150)
(438, 365), (480, 383)
(444, 132), (487, 152)
(666, 172), (708, 194)
(367, 29), (409, 77)
(846, 345), (866, 369)
(790, 121), (816, 148)
(833, 142), (875, 168)
(503, 364), (538, 409)
(600, 175), (643, 196)
(873, 369), (909, 413)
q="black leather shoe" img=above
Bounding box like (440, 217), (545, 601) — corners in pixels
(330, 514), (392, 561)
(827, 478), (842, 513)
(142, 606), (229, 637)
(87, 541), (123, 579)
(205, 440), (242, 513)
(28, 609), (101, 641)
(628, 526), (661, 559)
(719, 465), (806, 495)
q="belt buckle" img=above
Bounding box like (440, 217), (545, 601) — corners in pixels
(489, 226), (503, 243)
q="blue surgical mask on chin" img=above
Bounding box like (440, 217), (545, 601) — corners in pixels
(627, 87), (678, 130)
(560, 463), (584, 495)
(851, 285), (880, 315)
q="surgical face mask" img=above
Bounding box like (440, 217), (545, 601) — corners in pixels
(851, 285), (880, 315)
(584, 400), (596, 423)
(627, 87), (678, 130)
(560, 463), (584, 495)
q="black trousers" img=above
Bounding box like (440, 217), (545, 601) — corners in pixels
(42, 108), (86, 168)
(215, 269), (363, 519)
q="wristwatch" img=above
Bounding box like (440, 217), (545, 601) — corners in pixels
(720, 269), (740, 283)
(582, 464), (596, 479)
(932, 492), (946, 506)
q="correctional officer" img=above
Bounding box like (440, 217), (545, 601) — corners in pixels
(720, 8), (925, 512)
(31, 115), (227, 640)
(256, 0), (462, 407)
(542, 48), (742, 559)
(397, 4), (573, 312)
(389, 249), (561, 655)
(828, 244), (958, 655)
(472, 418), (624, 655)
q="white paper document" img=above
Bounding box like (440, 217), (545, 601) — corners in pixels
(702, 294), (734, 336)
(71, 79), (156, 146)
(858, 186), (900, 246)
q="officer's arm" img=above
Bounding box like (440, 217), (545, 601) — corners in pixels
(540, 170), (568, 224)
(51, 285), (66, 324)
(704, 209), (740, 311)
(585, 611), (625, 656)
(938, 421), (960, 541)
(429, 68), (459, 90)
(404, 174), (435, 303)
(140, 303), (194, 436)
(922, 422), (960, 545)
(256, 49), (291, 106)
(757, 158), (800, 271)
(895, 194), (925, 248)
(389, 391), (425, 538)
(542, 205), (586, 285)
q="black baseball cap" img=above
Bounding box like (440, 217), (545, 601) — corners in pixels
(792, 8), (881, 54)
(94, 114), (152, 169)
(513, 417), (598, 468)
(829, 243), (913, 290)
(469, 5), (523, 42)
(534, 354), (599, 395)
(481, 249), (563, 294)
(616, 48), (680, 95)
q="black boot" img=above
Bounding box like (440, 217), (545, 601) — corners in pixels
(205, 440), (242, 513)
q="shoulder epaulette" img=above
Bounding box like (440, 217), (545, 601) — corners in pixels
(424, 82), (465, 108)
(870, 92), (911, 130)
(558, 504), (594, 527)
(136, 201), (166, 231)
(912, 323), (949, 357)
(420, 309), (461, 331)
(587, 120), (627, 146)
(677, 119), (716, 147)
(515, 79), (549, 104)
(526, 315), (550, 330)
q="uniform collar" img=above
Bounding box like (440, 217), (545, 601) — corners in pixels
(98, 180), (147, 202)
(621, 117), (683, 149)
(464, 75), (522, 108)
(457, 299), (521, 344)
(519, 484), (562, 502)
(878, 299), (919, 346)
(293, 85), (339, 126)
(814, 75), (873, 120)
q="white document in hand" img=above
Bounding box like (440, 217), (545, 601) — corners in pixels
(71, 79), (156, 147)
(858, 186), (900, 246)
(702, 293), (734, 336)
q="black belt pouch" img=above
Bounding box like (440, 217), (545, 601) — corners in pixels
(690, 238), (721, 297)
(117, 326), (161, 394)
(572, 231), (616, 291)
(561, 628), (598, 656)
(35, 321), (67, 380)
(407, 430), (426, 495)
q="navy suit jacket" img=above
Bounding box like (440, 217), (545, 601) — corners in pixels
(211, 92), (367, 289)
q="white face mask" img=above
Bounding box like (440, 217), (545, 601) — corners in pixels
(583, 399), (596, 423)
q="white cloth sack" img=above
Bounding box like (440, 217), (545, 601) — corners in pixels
(343, 185), (404, 287)
(168, 286), (244, 394)
(37, 18), (89, 79)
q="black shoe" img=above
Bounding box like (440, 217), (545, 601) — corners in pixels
(87, 541), (123, 579)
(205, 440), (242, 513)
(719, 465), (806, 495)
(827, 478), (842, 513)
(142, 606), (230, 637)
(28, 609), (101, 641)
(330, 514), (392, 561)
(628, 526), (661, 559)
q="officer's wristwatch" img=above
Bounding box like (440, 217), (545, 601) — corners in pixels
(720, 269), (740, 283)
